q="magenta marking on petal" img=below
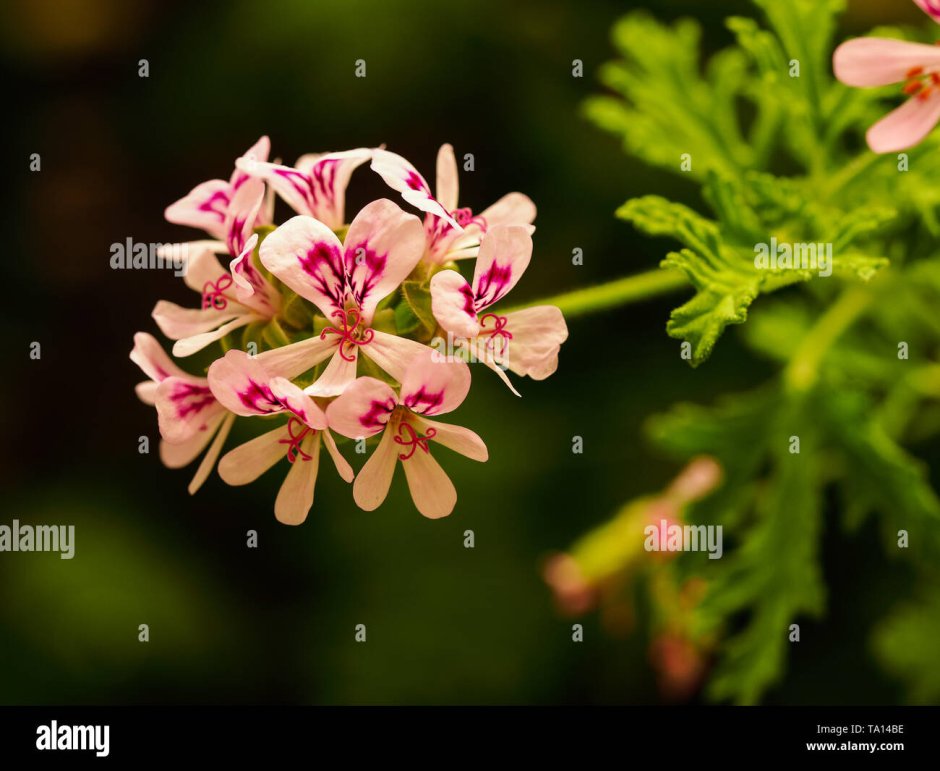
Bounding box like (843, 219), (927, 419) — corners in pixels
(311, 158), (339, 207)
(171, 382), (216, 422)
(198, 189), (231, 222)
(237, 378), (280, 414)
(394, 422), (436, 460)
(279, 417), (316, 463)
(924, 0), (940, 21)
(359, 397), (396, 431)
(346, 241), (387, 305)
(405, 171), (427, 192)
(403, 386), (444, 415)
(474, 261), (513, 309)
(298, 241), (345, 307)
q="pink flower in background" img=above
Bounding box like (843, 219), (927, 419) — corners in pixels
(130, 333), (234, 494)
(371, 144), (536, 265)
(834, 0), (940, 152)
(327, 349), (487, 519)
(208, 351), (353, 524)
(256, 199), (430, 394)
(235, 147), (371, 231)
(154, 178), (282, 356)
(430, 224), (567, 394)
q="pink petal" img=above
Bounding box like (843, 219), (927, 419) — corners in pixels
(152, 301), (241, 341)
(414, 416), (488, 462)
(224, 177), (265, 255)
(229, 234), (279, 316)
(477, 191), (537, 229)
(867, 90), (940, 152)
(496, 306), (568, 380)
(325, 376), (398, 439)
(430, 269), (479, 338)
(237, 148), (371, 230)
(915, 0), (940, 25)
(136, 381), (158, 405)
(361, 330), (430, 385)
(400, 440), (457, 519)
(178, 244), (230, 294)
(304, 347), (359, 398)
(259, 215), (346, 319)
(352, 426), (399, 511)
(370, 149), (460, 228)
(274, 433), (320, 524)
(130, 332), (187, 384)
(435, 143), (459, 213)
(270, 376), (327, 429)
(833, 38), (940, 87)
(471, 225), (533, 311)
(253, 335), (338, 379)
(208, 349), (305, 418)
(399, 347), (471, 416)
(171, 315), (254, 358)
(218, 424), (286, 485)
(322, 429), (354, 482)
(165, 179), (231, 241)
(344, 199), (426, 323)
(159, 413), (223, 469)
(155, 376), (226, 443)
(188, 412), (235, 494)
(229, 135), (271, 190)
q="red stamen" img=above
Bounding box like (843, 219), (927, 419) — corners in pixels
(202, 274), (234, 310)
(478, 313), (513, 357)
(279, 417), (315, 463)
(320, 308), (374, 362)
(393, 422), (437, 461)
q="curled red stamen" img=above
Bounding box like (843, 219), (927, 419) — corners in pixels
(394, 422), (437, 461)
(202, 274), (234, 310)
(320, 308), (374, 362)
(279, 417), (315, 463)
(478, 313), (513, 357)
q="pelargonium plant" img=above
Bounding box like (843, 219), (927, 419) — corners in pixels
(131, 140), (568, 523)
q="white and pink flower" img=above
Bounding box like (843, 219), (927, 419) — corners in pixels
(207, 350), (353, 524)
(130, 332), (234, 494)
(326, 349), (487, 519)
(371, 144), (536, 265)
(254, 199), (431, 394)
(430, 224), (567, 394)
(834, 0), (940, 152)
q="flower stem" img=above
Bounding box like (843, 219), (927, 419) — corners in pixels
(785, 286), (873, 393)
(505, 268), (687, 318)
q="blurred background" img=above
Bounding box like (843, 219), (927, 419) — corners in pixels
(0, 0), (928, 704)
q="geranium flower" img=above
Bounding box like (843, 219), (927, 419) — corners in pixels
(326, 349), (487, 519)
(371, 144), (536, 265)
(255, 199), (431, 395)
(130, 332), (234, 494)
(429, 224), (567, 394)
(207, 350), (353, 524)
(153, 177), (282, 356)
(834, 0), (940, 152)
(235, 147), (371, 231)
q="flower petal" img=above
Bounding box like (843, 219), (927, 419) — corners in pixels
(435, 143), (459, 213)
(325, 376), (398, 439)
(274, 434), (320, 525)
(414, 416), (488, 462)
(178, 244), (230, 293)
(915, 0), (940, 25)
(322, 429), (354, 482)
(270, 376), (327, 428)
(471, 225), (532, 310)
(478, 191), (537, 229)
(238, 148), (371, 230)
(833, 38), (940, 88)
(229, 135), (270, 190)
(867, 90), (940, 153)
(224, 177), (265, 255)
(159, 414), (221, 469)
(370, 149), (459, 228)
(208, 349), (293, 417)
(361, 330), (430, 384)
(253, 335), (338, 379)
(400, 347), (471, 416)
(259, 215), (346, 318)
(165, 179), (231, 240)
(218, 424), (286, 485)
(130, 332), (187, 384)
(155, 376), (226, 443)
(400, 442), (457, 519)
(187, 412), (235, 494)
(152, 300), (241, 341)
(497, 305), (568, 380)
(430, 269), (479, 338)
(228, 234), (279, 316)
(344, 199), (425, 323)
(171, 314), (255, 357)
(352, 426), (399, 511)
(304, 347), (359, 397)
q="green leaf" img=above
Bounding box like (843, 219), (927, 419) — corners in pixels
(400, 280), (438, 340)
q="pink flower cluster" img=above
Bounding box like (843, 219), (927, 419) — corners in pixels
(131, 139), (568, 523)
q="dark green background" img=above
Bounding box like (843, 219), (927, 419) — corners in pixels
(0, 0), (923, 704)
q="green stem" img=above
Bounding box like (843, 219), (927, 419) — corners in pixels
(785, 286), (873, 393)
(504, 268), (687, 318)
(821, 151), (883, 201)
